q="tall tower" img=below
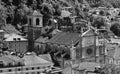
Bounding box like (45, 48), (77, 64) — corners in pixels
(27, 10), (43, 51)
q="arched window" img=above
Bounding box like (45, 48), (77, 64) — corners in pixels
(36, 18), (39, 26)
(29, 18), (32, 26)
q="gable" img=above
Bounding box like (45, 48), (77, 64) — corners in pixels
(82, 29), (96, 37)
(32, 10), (42, 16)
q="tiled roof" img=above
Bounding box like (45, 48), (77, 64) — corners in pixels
(0, 56), (14, 65)
(39, 54), (52, 63)
(35, 36), (49, 43)
(78, 62), (100, 71)
(0, 55), (25, 66)
(5, 33), (27, 41)
(48, 32), (80, 46)
(2, 24), (20, 34)
(4, 55), (24, 64)
(23, 54), (53, 66)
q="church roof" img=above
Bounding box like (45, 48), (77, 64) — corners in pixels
(48, 32), (80, 46)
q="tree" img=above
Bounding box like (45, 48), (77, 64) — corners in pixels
(110, 22), (120, 37)
(100, 0), (113, 8)
(13, 0), (30, 26)
(92, 16), (106, 29)
(0, 3), (7, 28)
(40, 2), (55, 26)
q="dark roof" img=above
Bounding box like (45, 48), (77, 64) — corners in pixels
(48, 32), (80, 46)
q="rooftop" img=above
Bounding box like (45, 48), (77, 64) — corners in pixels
(22, 54), (53, 66)
(5, 33), (27, 41)
(48, 32), (80, 46)
(2, 24), (20, 34)
(73, 62), (100, 71)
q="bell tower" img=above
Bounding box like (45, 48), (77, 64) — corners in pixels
(27, 10), (43, 51)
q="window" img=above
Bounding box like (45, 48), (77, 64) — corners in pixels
(99, 46), (104, 55)
(6, 16), (12, 24)
(32, 67), (34, 70)
(8, 69), (12, 72)
(17, 68), (21, 71)
(18, 62), (21, 66)
(36, 18), (39, 26)
(8, 63), (12, 67)
(29, 18), (32, 26)
(37, 67), (40, 69)
(26, 68), (29, 70)
(0, 70), (3, 73)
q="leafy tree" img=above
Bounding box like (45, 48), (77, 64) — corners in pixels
(13, 0), (30, 26)
(6, 0), (16, 24)
(92, 16), (106, 29)
(110, 22), (120, 37)
(0, 3), (7, 28)
(40, 2), (56, 26)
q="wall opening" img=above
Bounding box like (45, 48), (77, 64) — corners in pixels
(29, 18), (32, 26)
(36, 18), (40, 26)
